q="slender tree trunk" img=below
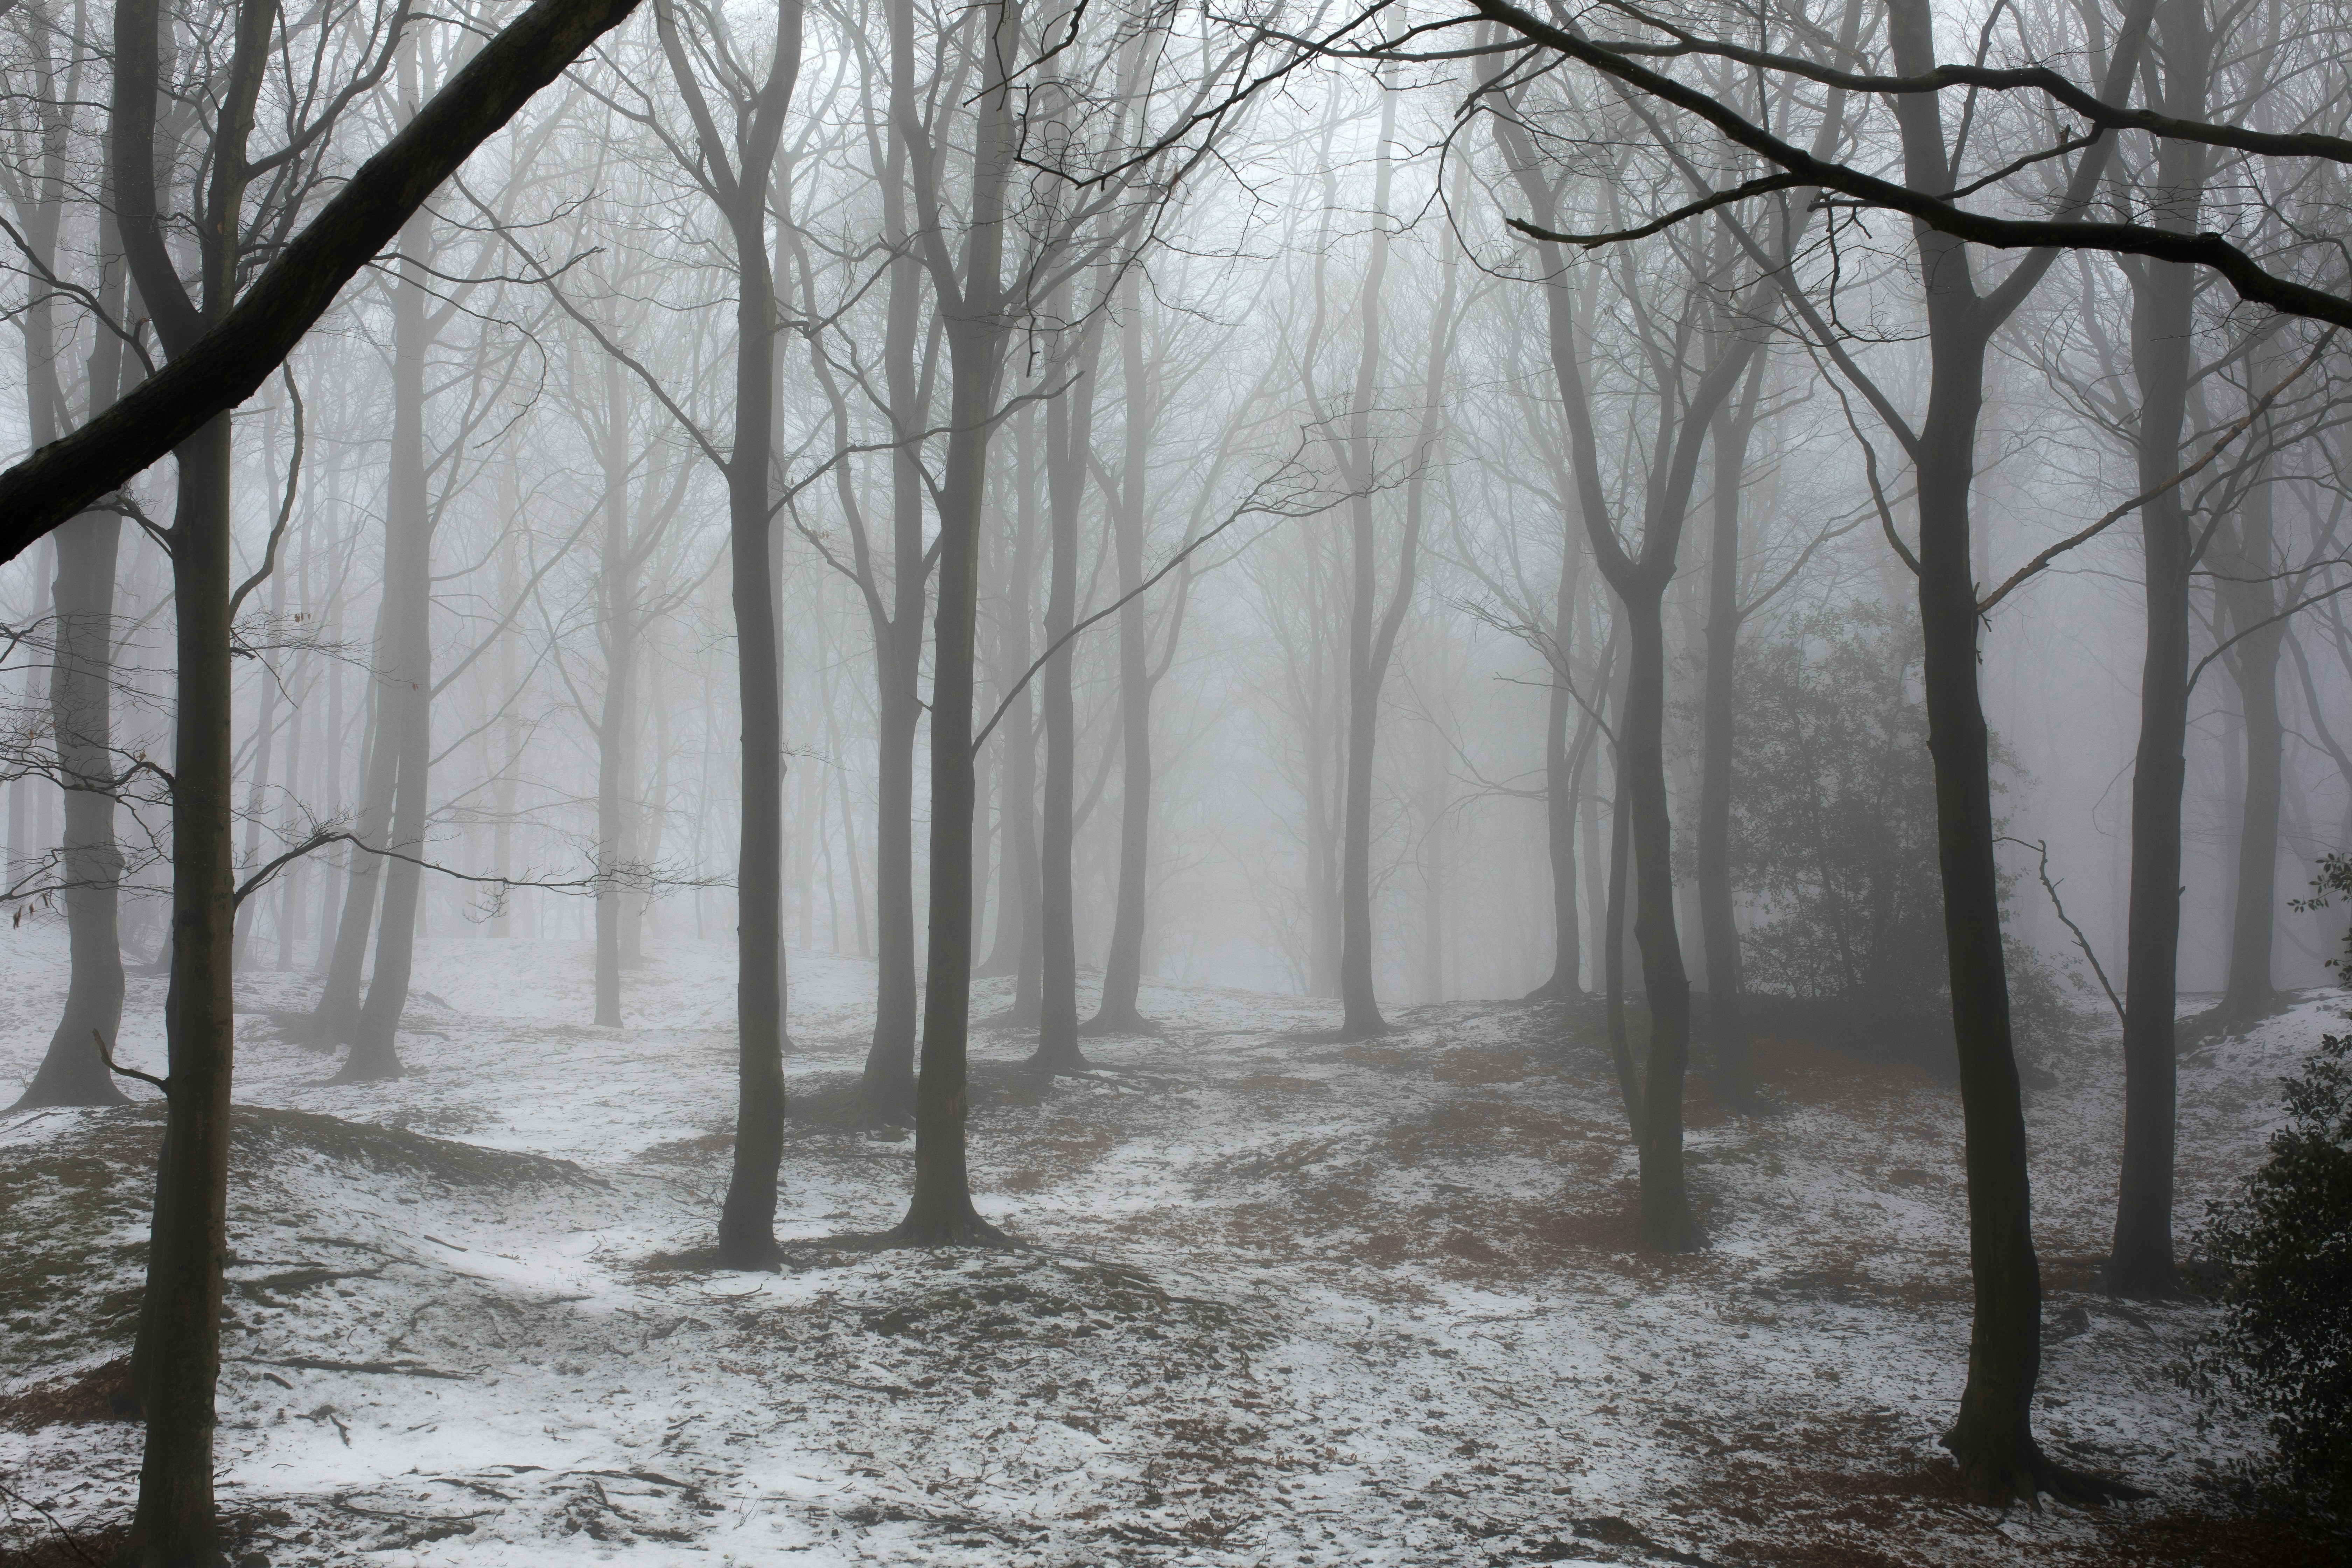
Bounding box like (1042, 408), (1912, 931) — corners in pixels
(1033, 311), (1101, 1072)
(898, 322), (1010, 1244)
(343, 208), (436, 1083)
(312, 608), (394, 1037)
(1880, 0), (2147, 1498)
(717, 203), (790, 1267)
(2106, 0), (2208, 1301)
(595, 360), (634, 1028)
(2216, 469), (2284, 1021)
(1090, 273), (1156, 1032)
(13, 210), (128, 1111)
(1698, 364), (1763, 1109)
(896, 0), (1018, 1246)
(1334, 95), (1398, 1041)
(1602, 740), (1641, 1127)
(1621, 589), (1697, 1247)
(1526, 538), (1582, 1001)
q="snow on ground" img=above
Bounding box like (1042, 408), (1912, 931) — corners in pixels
(0, 919), (2332, 1566)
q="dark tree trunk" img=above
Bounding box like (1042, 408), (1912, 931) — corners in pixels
(895, 0), (1018, 1247)
(2106, 0), (2208, 1301)
(1621, 590), (1698, 1249)
(128, 414), (240, 1568)
(1333, 108), (1396, 1042)
(897, 324), (1010, 1246)
(1878, 0), (2147, 1500)
(715, 204), (792, 1272)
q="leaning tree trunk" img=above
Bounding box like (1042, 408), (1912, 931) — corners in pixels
(1914, 345), (2054, 1497)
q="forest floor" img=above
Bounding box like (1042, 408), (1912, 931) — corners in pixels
(0, 925), (2343, 1567)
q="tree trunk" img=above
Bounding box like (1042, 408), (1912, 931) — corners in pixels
(13, 205), (128, 1111)
(1881, 0), (2147, 1499)
(2106, 0), (2208, 1301)
(1621, 589), (1697, 1248)
(2216, 471), (2284, 1022)
(897, 323), (1009, 1245)
(1033, 311), (1102, 1072)
(343, 208), (435, 1084)
(896, 0), (1018, 1246)
(859, 228), (928, 1116)
(716, 203), (790, 1268)
(1525, 532), (1583, 1001)
(1088, 273), (1156, 1034)
(126, 414), (238, 1568)
(594, 359), (635, 1028)
(1697, 364), (1764, 1109)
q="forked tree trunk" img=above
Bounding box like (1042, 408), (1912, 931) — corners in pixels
(895, 0), (1019, 1248)
(1884, 0), (2149, 1495)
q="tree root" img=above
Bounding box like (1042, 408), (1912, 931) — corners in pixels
(886, 1203), (1017, 1250)
(1941, 1431), (2150, 1508)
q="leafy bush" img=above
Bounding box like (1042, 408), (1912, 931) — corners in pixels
(2185, 1029), (2352, 1511)
(1698, 601), (2080, 1051)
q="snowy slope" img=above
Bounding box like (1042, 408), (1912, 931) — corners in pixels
(0, 921), (2325, 1565)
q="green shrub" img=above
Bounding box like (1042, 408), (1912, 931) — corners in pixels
(2186, 1029), (2352, 1511)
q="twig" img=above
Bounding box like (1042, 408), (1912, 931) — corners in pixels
(1979, 329), (2336, 613)
(2000, 837), (2123, 1025)
(92, 1029), (168, 1096)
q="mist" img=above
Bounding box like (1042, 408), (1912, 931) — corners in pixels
(3, 0), (2351, 1560)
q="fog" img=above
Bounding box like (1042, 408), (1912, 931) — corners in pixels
(3, 0), (2350, 1560)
